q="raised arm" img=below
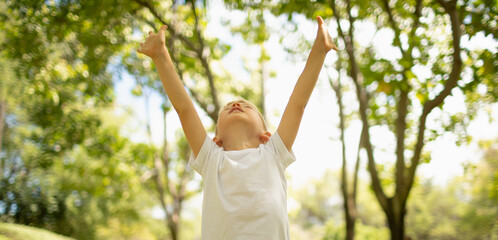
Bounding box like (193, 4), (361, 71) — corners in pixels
(277, 16), (337, 151)
(138, 26), (206, 157)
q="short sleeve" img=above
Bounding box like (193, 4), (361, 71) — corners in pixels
(265, 131), (296, 168)
(188, 135), (216, 176)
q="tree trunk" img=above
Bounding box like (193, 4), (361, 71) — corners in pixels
(386, 197), (406, 240)
(387, 216), (404, 240)
(329, 58), (360, 240)
(346, 217), (355, 240)
(344, 195), (357, 240)
(168, 220), (179, 240)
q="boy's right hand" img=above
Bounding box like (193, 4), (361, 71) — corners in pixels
(137, 25), (169, 61)
(314, 16), (338, 54)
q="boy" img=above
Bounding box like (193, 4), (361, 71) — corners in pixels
(138, 16), (337, 239)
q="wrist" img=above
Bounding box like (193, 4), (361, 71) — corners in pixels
(311, 44), (328, 58)
(152, 47), (170, 63)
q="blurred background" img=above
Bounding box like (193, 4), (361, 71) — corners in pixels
(0, 0), (496, 239)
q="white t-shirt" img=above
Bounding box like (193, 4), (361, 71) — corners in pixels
(188, 132), (296, 240)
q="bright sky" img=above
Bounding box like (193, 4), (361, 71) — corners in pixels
(113, 0), (498, 217)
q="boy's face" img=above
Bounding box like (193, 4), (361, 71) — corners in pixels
(216, 100), (266, 137)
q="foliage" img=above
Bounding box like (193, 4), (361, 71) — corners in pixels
(1, 0), (496, 239)
(221, 4), (273, 114)
(118, 2), (223, 238)
(290, 169), (342, 227)
(0, 222), (75, 240)
(1, 0), (239, 239)
(1, 105), (159, 239)
(323, 221), (390, 240)
(405, 143), (498, 240)
(455, 139), (497, 239)
(122, 0), (238, 123)
(291, 149), (498, 239)
(226, 0), (497, 238)
(0, 0), (162, 239)
(290, 170), (389, 238)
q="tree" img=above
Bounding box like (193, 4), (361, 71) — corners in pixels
(1, 0), (237, 238)
(329, 61), (363, 240)
(1, 0), (251, 238)
(290, 169), (390, 240)
(292, 169), (342, 227)
(405, 139), (498, 239)
(229, 0), (496, 239)
(223, 1), (275, 119)
(456, 140), (498, 239)
(327, 0), (495, 238)
(0, 1), (161, 239)
(119, 0), (252, 238)
(130, 0), (226, 122)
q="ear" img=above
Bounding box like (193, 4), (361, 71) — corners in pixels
(259, 131), (272, 144)
(213, 136), (223, 147)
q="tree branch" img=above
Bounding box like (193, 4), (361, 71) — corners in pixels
(406, 0), (463, 199)
(189, 0), (221, 119)
(152, 153), (175, 232)
(380, 0), (406, 56)
(134, 0), (196, 50)
(406, 0), (423, 60)
(163, 24), (217, 121)
(395, 88), (408, 194)
(329, 66), (351, 222)
(134, 0), (220, 122)
(381, 0), (423, 198)
(353, 127), (364, 203)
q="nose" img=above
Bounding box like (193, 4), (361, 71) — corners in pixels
(232, 102), (241, 107)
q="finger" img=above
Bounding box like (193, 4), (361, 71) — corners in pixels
(140, 43), (144, 47)
(317, 16), (324, 27)
(332, 44), (338, 51)
(159, 25), (168, 34)
(328, 36), (338, 51)
(137, 48), (142, 54)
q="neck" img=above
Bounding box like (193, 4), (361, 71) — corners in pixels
(219, 126), (262, 151)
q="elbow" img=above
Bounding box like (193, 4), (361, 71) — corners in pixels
(288, 90), (310, 111)
(177, 107), (197, 120)
(176, 108), (190, 118)
(289, 98), (307, 111)
(173, 102), (195, 117)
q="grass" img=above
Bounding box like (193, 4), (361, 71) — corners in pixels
(0, 223), (75, 240)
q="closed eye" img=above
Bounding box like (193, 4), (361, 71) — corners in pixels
(243, 105), (254, 110)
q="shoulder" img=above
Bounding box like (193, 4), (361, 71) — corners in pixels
(263, 132), (296, 168)
(264, 132), (286, 150)
(188, 135), (222, 175)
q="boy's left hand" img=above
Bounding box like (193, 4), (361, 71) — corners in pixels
(314, 16), (338, 53)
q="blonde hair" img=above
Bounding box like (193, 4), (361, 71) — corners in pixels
(215, 98), (267, 135)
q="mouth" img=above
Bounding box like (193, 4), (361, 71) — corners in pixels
(229, 107), (244, 114)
